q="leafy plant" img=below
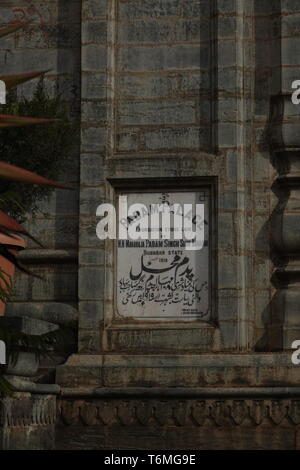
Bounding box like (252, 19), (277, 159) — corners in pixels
(0, 376), (13, 397)
(0, 21), (75, 402)
(0, 21), (74, 396)
(0, 268), (13, 303)
(0, 21), (73, 304)
(0, 81), (75, 221)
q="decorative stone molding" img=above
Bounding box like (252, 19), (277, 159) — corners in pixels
(57, 397), (300, 427)
(55, 396), (300, 449)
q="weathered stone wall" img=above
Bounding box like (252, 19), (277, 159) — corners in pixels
(4, 0), (297, 353)
(78, 0), (256, 353)
(2, 0), (300, 450)
(54, 0), (300, 449)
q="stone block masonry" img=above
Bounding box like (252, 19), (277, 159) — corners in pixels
(1, 0), (300, 450)
(114, 5), (213, 154)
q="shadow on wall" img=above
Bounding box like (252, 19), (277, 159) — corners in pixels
(254, 0), (284, 351)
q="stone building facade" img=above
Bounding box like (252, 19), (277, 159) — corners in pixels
(1, 0), (300, 450)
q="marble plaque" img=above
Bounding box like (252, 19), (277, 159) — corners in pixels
(116, 190), (211, 321)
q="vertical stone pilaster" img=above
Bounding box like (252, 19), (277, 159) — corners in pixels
(215, 0), (255, 350)
(78, 0), (109, 352)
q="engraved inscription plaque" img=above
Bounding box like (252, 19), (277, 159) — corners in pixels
(116, 190), (211, 321)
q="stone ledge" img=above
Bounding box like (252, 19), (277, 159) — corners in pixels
(0, 316), (58, 336)
(59, 353), (293, 367)
(60, 386), (300, 398)
(18, 249), (78, 265)
(6, 376), (60, 395)
(56, 353), (299, 388)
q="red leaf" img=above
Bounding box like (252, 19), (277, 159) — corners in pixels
(0, 21), (31, 39)
(0, 161), (72, 189)
(0, 210), (26, 234)
(0, 70), (51, 89)
(0, 114), (56, 128)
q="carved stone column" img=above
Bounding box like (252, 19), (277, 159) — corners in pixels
(270, 93), (300, 349)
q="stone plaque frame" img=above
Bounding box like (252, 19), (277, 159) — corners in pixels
(102, 176), (218, 353)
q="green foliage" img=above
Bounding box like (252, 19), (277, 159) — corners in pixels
(0, 375), (13, 397)
(0, 80), (76, 221)
(0, 22), (76, 398)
